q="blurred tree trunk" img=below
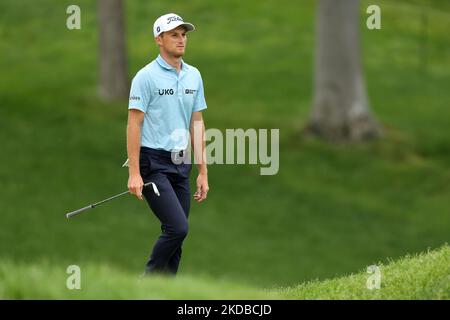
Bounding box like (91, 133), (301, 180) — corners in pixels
(98, 0), (128, 100)
(306, 0), (381, 142)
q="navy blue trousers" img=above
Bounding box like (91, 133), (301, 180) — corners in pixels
(139, 147), (192, 275)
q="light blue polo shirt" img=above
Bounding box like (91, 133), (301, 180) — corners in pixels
(128, 55), (207, 151)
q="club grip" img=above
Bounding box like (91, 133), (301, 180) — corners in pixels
(66, 205), (94, 219)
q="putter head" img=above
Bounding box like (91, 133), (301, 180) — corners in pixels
(143, 182), (160, 197)
(151, 182), (160, 196)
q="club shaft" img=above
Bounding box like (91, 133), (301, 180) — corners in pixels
(91, 190), (130, 207)
(66, 182), (155, 219)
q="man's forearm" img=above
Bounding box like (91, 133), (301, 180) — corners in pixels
(190, 117), (207, 174)
(196, 140), (207, 174)
(127, 122), (142, 176)
(197, 158), (207, 174)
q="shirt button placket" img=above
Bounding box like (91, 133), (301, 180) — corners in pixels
(177, 72), (182, 104)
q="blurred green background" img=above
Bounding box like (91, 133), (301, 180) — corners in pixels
(0, 0), (449, 297)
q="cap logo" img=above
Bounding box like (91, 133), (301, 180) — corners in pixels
(156, 26), (160, 32)
(167, 16), (183, 24)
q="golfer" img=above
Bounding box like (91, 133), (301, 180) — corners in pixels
(126, 13), (209, 275)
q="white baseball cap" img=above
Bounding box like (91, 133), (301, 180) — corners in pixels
(153, 13), (195, 38)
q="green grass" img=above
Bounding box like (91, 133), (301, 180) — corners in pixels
(0, 0), (449, 298)
(1, 245), (448, 299)
(0, 261), (280, 299)
(279, 244), (450, 300)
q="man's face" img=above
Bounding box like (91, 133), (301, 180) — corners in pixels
(156, 26), (187, 58)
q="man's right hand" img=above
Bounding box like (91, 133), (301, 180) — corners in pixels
(128, 174), (144, 200)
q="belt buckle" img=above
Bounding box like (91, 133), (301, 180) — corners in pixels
(172, 150), (184, 164)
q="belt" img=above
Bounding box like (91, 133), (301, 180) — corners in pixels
(141, 147), (185, 160)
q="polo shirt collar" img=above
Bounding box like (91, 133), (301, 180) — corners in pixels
(156, 54), (189, 72)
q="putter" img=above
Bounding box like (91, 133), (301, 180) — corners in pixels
(65, 182), (160, 219)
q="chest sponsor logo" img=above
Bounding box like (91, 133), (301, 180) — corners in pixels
(158, 89), (174, 96)
(185, 89), (197, 95)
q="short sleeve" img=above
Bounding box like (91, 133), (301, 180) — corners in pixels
(128, 70), (151, 113)
(193, 72), (207, 112)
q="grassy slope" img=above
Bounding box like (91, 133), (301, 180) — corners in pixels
(0, 245), (448, 299)
(279, 244), (450, 300)
(0, 0), (449, 292)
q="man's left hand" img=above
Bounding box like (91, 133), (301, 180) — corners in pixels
(194, 172), (209, 203)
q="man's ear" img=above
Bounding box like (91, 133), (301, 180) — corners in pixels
(155, 34), (163, 46)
